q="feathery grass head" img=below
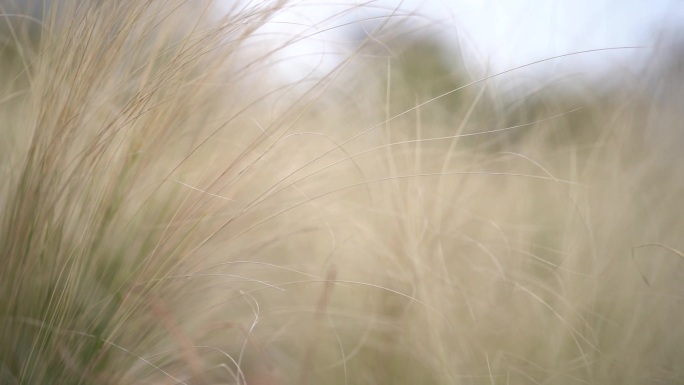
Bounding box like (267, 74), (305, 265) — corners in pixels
(1, 1), (683, 384)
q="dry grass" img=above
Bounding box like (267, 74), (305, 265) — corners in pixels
(1, 1), (683, 384)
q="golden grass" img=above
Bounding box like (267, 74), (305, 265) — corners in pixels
(1, 1), (682, 384)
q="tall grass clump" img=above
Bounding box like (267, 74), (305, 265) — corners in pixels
(1, 1), (683, 384)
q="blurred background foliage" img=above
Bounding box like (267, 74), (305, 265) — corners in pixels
(3, 0), (683, 158)
(2, 1), (684, 384)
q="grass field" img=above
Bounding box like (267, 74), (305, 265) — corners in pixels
(1, 1), (683, 384)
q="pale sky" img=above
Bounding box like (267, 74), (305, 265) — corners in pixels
(236, 0), (684, 84)
(418, 0), (683, 70)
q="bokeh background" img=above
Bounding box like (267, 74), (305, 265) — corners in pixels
(1, 1), (683, 384)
